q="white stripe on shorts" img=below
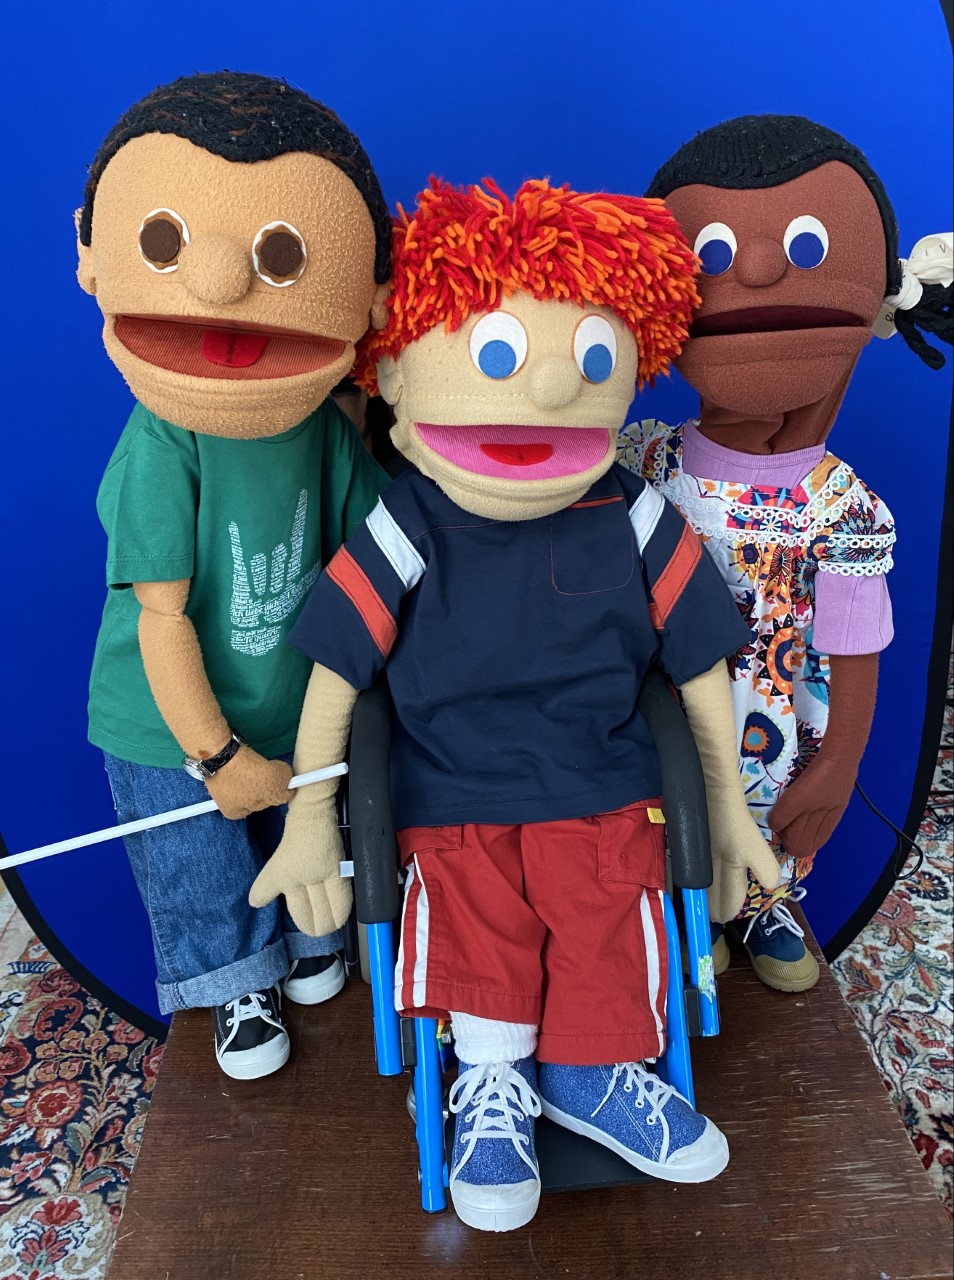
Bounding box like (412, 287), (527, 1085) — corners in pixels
(412, 856), (431, 1008)
(640, 887), (666, 1054)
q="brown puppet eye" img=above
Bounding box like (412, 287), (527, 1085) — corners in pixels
(252, 222), (307, 286)
(138, 209), (189, 272)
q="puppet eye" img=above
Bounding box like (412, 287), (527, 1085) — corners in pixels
(139, 209), (189, 273)
(252, 222), (307, 286)
(693, 222), (737, 276)
(469, 312), (528, 379)
(784, 216), (829, 269)
(573, 315), (617, 383)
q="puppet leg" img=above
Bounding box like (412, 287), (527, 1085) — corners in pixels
(523, 806), (729, 1183)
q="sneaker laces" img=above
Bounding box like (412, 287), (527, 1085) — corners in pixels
(218, 989), (284, 1053)
(591, 1062), (678, 1160)
(742, 885), (808, 944)
(449, 1062), (541, 1180)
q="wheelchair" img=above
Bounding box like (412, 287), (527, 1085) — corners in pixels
(338, 665), (720, 1214)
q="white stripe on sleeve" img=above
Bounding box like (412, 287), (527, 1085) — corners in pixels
(629, 483), (665, 554)
(367, 499), (426, 590)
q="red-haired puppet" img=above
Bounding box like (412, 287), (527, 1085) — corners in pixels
(250, 179), (780, 1231)
(618, 116), (952, 992)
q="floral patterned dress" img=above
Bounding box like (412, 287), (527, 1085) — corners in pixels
(618, 420), (896, 918)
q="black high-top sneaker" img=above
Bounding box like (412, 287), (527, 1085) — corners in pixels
(281, 953), (346, 1006)
(213, 987), (290, 1080)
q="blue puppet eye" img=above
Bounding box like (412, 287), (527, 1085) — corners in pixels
(693, 222), (738, 276)
(469, 312), (528, 379)
(784, 215), (829, 269)
(573, 314), (617, 384)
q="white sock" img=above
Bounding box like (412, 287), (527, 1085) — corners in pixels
(450, 1011), (537, 1064)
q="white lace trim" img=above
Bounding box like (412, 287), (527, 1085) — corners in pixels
(815, 557), (894, 577)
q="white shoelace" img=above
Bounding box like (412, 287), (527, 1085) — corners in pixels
(449, 1062), (542, 1182)
(217, 990), (284, 1055)
(591, 1062), (676, 1161)
(742, 885), (808, 945)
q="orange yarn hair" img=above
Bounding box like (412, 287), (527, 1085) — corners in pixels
(354, 177), (700, 393)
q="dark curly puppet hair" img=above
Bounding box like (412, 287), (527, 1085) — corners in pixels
(78, 70), (392, 284)
(648, 114), (952, 371)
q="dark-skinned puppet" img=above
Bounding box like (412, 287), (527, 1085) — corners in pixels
(78, 72), (391, 1080)
(619, 115), (953, 993)
(249, 178), (783, 1231)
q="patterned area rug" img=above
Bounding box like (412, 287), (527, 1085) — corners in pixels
(832, 657), (953, 1217)
(0, 929), (163, 1280)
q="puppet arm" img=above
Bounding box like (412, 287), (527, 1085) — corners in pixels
(248, 663), (358, 936)
(679, 660), (782, 923)
(768, 652), (877, 859)
(134, 580), (292, 820)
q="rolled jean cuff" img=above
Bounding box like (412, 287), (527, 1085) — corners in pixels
(156, 939), (291, 1014)
(285, 927), (344, 962)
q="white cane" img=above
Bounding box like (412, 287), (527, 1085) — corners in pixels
(0, 763), (349, 873)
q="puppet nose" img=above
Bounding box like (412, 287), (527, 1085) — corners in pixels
(529, 357), (583, 410)
(178, 235), (252, 306)
(734, 237), (788, 287)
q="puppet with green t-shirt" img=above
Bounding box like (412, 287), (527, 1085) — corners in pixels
(78, 71), (390, 1079)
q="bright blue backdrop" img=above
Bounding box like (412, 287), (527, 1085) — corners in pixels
(0, 0), (950, 1029)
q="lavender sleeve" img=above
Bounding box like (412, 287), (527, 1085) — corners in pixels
(812, 572), (894, 655)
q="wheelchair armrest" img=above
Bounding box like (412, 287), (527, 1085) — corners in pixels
(637, 666), (713, 890)
(348, 679), (401, 924)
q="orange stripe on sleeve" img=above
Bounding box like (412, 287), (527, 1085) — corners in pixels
(650, 524), (702, 627)
(326, 547), (398, 658)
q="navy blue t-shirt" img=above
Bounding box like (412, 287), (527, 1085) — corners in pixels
(290, 464), (748, 828)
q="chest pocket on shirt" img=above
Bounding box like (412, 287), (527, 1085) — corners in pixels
(549, 497), (634, 595)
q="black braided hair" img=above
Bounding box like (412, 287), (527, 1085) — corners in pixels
(79, 70), (391, 283)
(648, 114), (951, 369)
(894, 283), (953, 371)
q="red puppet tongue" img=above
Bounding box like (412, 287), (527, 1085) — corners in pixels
(480, 443), (554, 466)
(201, 328), (269, 368)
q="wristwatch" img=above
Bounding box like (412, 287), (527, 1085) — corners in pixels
(183, 732), (244, 781)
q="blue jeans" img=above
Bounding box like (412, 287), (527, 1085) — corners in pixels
(103, 753), (343, 1014)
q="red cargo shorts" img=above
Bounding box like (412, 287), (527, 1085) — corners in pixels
(395, 799), (669, 1066)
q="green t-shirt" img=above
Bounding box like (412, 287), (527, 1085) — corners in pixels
(88, 399), (388, 768)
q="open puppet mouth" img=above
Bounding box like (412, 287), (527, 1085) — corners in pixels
(690, 305), (867, 339)
(113, 315), (347, 380)
(415, 423), (612, 480)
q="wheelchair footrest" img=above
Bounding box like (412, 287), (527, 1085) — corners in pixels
(443, 1115), (649, 1194)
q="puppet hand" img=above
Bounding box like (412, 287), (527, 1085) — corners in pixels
(206, 747), (292, 820)
(769, 755), (855, 860)
(706, 789), (782, 924)
(248, 796), (352, 936)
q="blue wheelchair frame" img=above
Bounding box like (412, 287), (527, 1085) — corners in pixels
(347, 667), (720, 1214)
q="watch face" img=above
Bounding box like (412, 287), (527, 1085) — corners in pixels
(182, 759), (209, 781)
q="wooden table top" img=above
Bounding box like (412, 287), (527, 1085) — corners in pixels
(108, 926), (952, 1280)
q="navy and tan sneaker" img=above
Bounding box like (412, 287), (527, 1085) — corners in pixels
(281, 953), (346, 1006)
(213, 987), (290, 1081)
(728, 888), (820, 992)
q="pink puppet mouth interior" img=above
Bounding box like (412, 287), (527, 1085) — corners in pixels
(415, 424), (611, 479)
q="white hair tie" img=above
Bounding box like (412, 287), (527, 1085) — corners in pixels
(872, 232), (953, 340)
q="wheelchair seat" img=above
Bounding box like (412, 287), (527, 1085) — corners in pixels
(344, 665), (720, 1213)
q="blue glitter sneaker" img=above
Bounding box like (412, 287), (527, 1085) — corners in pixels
(728, 888), (820, 993)
(538, 1061), (729, 1183)
(448, 1058), (542, 1232)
